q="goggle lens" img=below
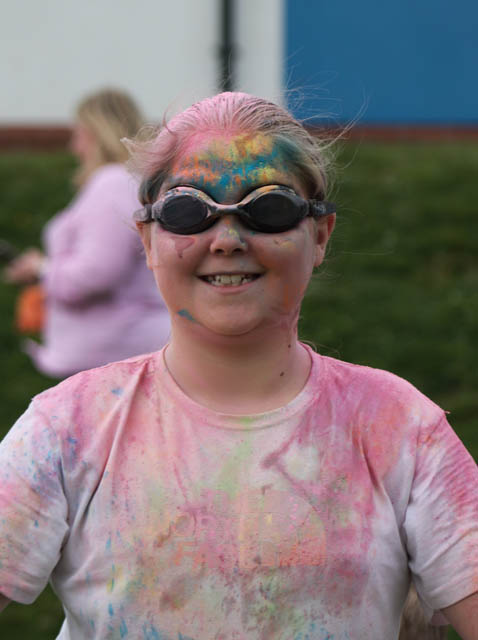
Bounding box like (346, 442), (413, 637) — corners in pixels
(161, 195), (210, 232)
(242, 190), (308, 232)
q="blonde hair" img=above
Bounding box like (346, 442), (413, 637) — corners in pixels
(125, 92), (335, 205)
(74, 88), (144, 186)
(398, 586), (448, 640)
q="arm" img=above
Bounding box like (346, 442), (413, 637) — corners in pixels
(0, 400), (69, 607)
(442, 592), (478, 640)
(0, 593), (10, 612)
(403, 413), (478, 628)
(44, 167), (141, 305)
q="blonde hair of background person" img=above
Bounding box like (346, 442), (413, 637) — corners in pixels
(72, 88), (144, 187)
(399, 586), (448, 640)
(3, 87), (170, 377)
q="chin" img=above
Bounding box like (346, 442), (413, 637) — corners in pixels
(201, 314), (280, 340)
(206, 323), (259, 338)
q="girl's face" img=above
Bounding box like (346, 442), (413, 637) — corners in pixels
(69, 121), (97, 165)
(138, 132), (335, 339)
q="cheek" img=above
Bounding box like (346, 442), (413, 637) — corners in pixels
(148, 227), (199, 267)
(273, 232), (316, 302)
(269, 229), (317, 274)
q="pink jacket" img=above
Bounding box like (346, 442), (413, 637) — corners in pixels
(26, 164), (170, 377)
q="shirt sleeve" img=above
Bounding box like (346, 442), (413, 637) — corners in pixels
(0, 400), (69, 604)
(402, 413), (478, 622)
(43, 167), (142, 305)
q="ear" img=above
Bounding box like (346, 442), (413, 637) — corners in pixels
(136, 222), (153, 270)
(314, 213), (335, 267)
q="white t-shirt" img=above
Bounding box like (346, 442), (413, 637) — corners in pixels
(0, 346), (477, 639)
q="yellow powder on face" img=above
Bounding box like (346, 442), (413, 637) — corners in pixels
(180, 132), (275, 165)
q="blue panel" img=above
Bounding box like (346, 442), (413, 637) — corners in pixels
(286, 0), (478, 124)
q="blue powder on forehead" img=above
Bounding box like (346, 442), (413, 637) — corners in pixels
(192, 144), (293, 199)
(273, 135), (307, 171)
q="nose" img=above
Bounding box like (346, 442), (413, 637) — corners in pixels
(209, 215), (248, 255)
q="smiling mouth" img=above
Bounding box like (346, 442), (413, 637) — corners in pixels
(199, 274), (261, 287)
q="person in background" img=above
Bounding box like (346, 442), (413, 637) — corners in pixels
(4, 88), (170, 378)
(0, 92), (476, 639)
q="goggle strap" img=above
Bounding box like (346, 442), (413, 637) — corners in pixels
(133, 204), (153, 223)
(309, 200), (336, 217)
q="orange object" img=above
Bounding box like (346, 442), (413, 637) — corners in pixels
(15, 284), (45, 333)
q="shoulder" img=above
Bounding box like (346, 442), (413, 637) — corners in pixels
(89, 163), (133, 183)
(32, 351), (159, 426)
(83, 164), (139, 199)
(309, 350), (446, 459)
(319, 353), (421, 396)
(71, 164), (140, 224)
(316, 352), (443, 419)
(309, 351), (449, 482)
(0, 351), (162, 496)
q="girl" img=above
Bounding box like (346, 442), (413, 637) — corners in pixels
(0, 92), (476, 639)
(4, 88), (170, 377)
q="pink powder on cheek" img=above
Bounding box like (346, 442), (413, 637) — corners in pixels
(148, 227), (193, 266)
(173, 237), (196, 259)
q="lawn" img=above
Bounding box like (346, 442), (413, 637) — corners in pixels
(0, 142), (476, 639)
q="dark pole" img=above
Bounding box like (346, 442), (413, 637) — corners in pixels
(219, 0), (235, 91)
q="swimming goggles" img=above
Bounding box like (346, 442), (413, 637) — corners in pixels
(134, 185), (336, 235)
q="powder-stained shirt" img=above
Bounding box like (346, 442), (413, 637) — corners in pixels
(0, 346), (477, 640)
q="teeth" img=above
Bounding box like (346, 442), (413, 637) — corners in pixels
(205, 274), (256, 286)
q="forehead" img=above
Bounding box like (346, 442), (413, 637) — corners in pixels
(164, 132), (299, 201)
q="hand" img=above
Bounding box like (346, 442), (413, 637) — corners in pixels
(3, 248), (46, 284)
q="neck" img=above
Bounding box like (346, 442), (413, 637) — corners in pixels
(165, 322), (311, 414)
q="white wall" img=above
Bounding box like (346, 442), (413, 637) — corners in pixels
(0, 0), (284, 124)
(236, 0), (284, 104)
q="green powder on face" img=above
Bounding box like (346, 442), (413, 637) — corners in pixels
(177, 309), (196, 323)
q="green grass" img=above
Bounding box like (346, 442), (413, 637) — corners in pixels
(0, 145), (476, 639)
